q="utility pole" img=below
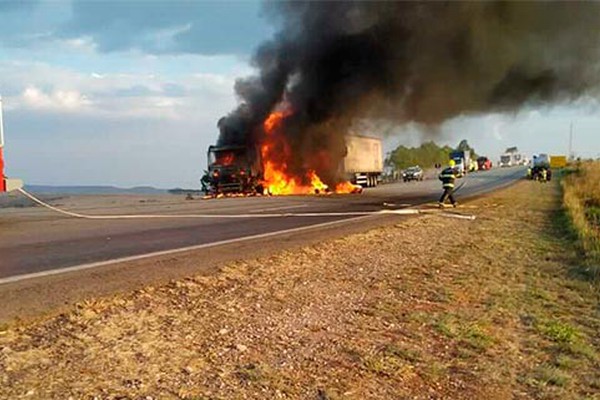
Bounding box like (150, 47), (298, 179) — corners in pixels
(569, 121), (574, 160)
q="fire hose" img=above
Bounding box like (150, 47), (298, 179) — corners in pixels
(453, 180), (467, 194)
(16, 187), (475, 220)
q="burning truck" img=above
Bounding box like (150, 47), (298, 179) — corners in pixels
(202, 113), (381, 196)
(203, 144), (264, 195)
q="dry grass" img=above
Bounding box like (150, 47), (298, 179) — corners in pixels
(562, 161), (600, 280)
(0, 181), (599, 399)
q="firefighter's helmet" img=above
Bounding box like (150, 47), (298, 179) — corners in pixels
(448, 159), (456, 167)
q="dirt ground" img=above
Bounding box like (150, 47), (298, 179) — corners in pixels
(1, 180), (599, 399)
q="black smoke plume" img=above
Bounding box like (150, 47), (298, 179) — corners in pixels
(217, 2), (600, 183)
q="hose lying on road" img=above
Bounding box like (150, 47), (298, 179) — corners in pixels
(16, 187), (474, 220)
(453, 180), (467, 193)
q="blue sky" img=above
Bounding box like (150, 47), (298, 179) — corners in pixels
(1, 1), (599, 188)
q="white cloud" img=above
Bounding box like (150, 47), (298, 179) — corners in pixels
(1, 60), (239, 120)
(63, 36), (97, 53)
(154, 97), (181, 108)
(0, 55), (250, 186)
(21, 86), (92, 111)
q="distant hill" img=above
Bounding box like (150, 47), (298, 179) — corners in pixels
(24, 185), (168, 195)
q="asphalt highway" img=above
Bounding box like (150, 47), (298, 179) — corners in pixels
(0, 167), (525, 281)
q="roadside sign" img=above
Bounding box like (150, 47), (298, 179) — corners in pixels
(550, 155), (568, 168)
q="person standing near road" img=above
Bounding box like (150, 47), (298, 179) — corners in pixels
(540, 168), (548, 183)
(438, 159), (458, 208)
(200, 170), (211, 194)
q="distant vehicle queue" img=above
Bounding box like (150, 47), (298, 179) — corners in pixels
(393, 149), (568, 186)
(397, 153), (494, 183)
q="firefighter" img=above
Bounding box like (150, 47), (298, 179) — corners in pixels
(540, 168), (548, 183)
(200, 170), (211, 194)
(438, 160), (458, 208)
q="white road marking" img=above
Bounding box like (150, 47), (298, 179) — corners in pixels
(250, 204), (309, 213)
(0, 215), (373, 285)
(383, 202), (412, 207)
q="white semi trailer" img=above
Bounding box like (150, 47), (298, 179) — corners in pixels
(499, 146), (528, 167)
(342, 135), (383, 187)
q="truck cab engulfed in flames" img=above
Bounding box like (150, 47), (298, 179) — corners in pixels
(204, 145), (263, 195)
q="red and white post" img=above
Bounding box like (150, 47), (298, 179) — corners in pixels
(0, 95), (6, 192)
(0, 96), (23, 193)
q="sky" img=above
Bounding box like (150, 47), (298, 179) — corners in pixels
(1, 1), (599, 188)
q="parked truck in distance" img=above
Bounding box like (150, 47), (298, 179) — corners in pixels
(516, 153), (529, 166)
(342, 135), (383, 187)
(449, 150), (471, 177)
(500, 146), (528, 167)
(532, 153), (551, 168)
(499, 153), (515, 167)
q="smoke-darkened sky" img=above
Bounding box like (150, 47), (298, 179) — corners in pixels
(1, 1), (600, 188)
(218, 2), (600, 183)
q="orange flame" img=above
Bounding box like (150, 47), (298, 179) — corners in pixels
(261, 110), (361, 195)
(308, 170), (329, 194)
(335, 181), (363, 194)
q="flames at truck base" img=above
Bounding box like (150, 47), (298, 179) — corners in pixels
(260, 111), (361, 195)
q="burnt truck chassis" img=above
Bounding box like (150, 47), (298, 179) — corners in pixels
(202, 145), (264, 196)
(204, 166), (263, 195)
